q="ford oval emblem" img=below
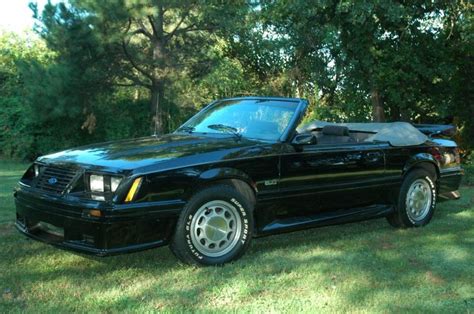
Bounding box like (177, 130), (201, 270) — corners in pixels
(48, 177), (58, 185)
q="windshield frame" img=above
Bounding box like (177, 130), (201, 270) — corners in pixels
(175, 97), (308, 143)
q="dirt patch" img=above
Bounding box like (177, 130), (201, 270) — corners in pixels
(376, 235), (396, 250)
(380, 241), (395, 250)
(2, 289), (13, 301)
(425, 271), (445, 285)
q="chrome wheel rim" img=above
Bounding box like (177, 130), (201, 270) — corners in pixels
(406, 178), (432, 222)
(190, 200), (242, 257)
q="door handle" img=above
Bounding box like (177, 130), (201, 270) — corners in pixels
(365, 152), (382, 162)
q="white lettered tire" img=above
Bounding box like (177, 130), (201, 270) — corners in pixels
(387, 169), (437, 228)
(170, 185), (254, 266)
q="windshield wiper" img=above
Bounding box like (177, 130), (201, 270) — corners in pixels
(176, 126), (195, 133)
(207, 124), (242, 140)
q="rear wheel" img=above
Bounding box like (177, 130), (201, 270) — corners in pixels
(387, 169), (436, 228)
(170, 185), (253, 266)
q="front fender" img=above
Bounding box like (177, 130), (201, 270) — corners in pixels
(131, 166), (257, 206)
(199, 167), (255, 188)
(197, 167), (257, 205)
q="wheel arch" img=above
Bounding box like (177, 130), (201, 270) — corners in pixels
(190, 167), (257, 205)
(403, 153), (440, 181)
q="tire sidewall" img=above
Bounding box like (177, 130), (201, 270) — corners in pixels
(176, 185), (253, 265)
(399, 171), (436, 227)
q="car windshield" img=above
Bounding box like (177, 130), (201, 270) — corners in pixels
(177, 99), (299, 141)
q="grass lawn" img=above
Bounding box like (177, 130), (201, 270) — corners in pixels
(0, 160), (473, 312)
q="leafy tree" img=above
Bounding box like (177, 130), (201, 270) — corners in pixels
(231, 0), (471, 140)
(20, 1), (122, 154)
(1, 0), (472, 160)
(0, 31), (52, 159)
(442, 1), (473, 150)
(68, 0), (249, 133)
(170, 40), (263, 123)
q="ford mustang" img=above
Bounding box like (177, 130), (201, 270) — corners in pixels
(14, 97), (464, 265)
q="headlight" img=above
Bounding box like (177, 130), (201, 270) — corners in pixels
(34, 164), (40, 177)
(111, 176), (122, 192)
(89, 174), (122, 193)
(90, 175), (104, 192)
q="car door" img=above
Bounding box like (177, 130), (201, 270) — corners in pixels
(278, 141), (387, 213)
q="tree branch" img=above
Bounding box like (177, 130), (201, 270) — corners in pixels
(113, 82), (138, 87)
(130, 28), (153, 39)
(148, 15), (158, 38)
(171, 24), (215, 37)
(120, 71), (152, 89)
(121, 40), (155, 81)
(124, 18), (132, 33)
(165, 10), (191, 41)
(135, 19), (154, 39)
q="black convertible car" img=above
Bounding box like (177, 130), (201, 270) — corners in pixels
(14, 97), (463, 265)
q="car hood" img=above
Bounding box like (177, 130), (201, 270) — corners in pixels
(38, 134), (264, 172)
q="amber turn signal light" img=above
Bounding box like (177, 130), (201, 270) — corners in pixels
(125, 177), (143, 202)
(89, 209), (102, 217)
(83, 209), (102, 218)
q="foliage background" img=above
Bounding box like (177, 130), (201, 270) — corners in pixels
(0, 1), (472, 160)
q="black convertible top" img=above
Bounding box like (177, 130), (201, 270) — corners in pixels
(298, 121), (429, 146)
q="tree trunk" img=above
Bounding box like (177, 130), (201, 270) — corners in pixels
(150, 81), (164, 135)
(371, 88), (385, 122)
(390, 104), (400, 121)
(149, 4), (166, 135)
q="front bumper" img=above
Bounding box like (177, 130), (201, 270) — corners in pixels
(14, 188), (183, 256)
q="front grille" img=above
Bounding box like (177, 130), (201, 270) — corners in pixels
(35, 166), (78, 194)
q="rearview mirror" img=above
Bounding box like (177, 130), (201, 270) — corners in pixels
(292, 133), (317, 145)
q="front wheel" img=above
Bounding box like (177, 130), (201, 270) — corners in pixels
(387, 169), (437, 228)
(170, 185), (254, 266)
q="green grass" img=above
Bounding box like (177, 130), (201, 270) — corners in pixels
(1, 161), (473, 312)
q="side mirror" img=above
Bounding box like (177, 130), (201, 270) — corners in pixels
(292, 133), (317, 145)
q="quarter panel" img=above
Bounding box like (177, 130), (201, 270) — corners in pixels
(384, 146), (439, 181)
